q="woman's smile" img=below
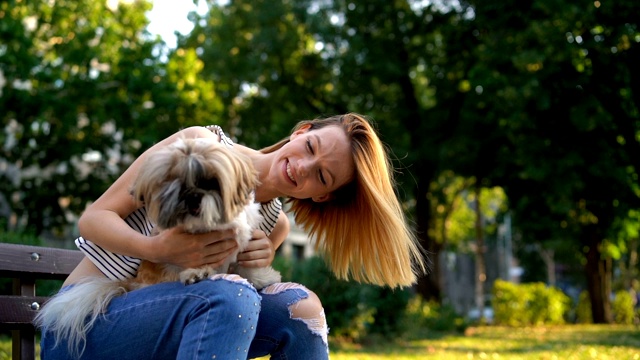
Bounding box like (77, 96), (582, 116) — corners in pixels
(285, 160), (297, 185)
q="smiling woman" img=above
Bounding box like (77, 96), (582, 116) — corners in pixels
(257, 114), (427, 286)
(267, 124), (355, 202)
(36, 113), (426, 360)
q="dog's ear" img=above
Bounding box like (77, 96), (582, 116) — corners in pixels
(131, 144), (176, 207)
(229, 154), (259, 217)
(155, 179), (182, 228)
(129, 188), (145, 206)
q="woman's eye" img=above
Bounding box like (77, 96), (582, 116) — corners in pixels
(319, 171), (326, 185)
(306, 139), (314, 154)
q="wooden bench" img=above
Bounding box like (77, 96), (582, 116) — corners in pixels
(0, 243), (83, 360)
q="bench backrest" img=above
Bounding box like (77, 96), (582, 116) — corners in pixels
(0, 242), (83, 360)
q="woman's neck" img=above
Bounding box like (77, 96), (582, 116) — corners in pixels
(235, 144), (282, 203)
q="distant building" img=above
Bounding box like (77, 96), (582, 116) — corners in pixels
(277, 211), (315, 260)
(440, 213), (523, 320)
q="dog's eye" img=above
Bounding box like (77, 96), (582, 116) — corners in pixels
(197, 178), (220, 192)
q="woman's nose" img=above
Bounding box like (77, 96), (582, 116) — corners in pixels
(297, 160), (312, 177)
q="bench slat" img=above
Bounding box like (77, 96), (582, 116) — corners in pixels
(0, 295), (48, 328)
(0, 242), (83, 360)
(0, 243), (84, 280)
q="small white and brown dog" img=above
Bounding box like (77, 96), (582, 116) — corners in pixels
(130, 137), (281, 289)
(35, 137), (281, 356)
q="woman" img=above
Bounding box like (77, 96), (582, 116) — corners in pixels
(39, 113), (427, 359)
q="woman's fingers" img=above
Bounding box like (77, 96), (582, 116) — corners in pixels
(236, 230), (275, 267)
(202, 239), (238, 267)
(153, 227), (238, 268)
(154, 227), (280, 270)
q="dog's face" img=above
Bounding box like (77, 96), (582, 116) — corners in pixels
(131, 137), (259, 230)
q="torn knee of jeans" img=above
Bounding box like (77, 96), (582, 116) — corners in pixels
(262, 283), (329, 347)
(209, 273), (251, 286)
(291, 295), (329, 348)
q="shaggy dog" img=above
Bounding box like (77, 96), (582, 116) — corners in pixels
(35, 137), (281, 356)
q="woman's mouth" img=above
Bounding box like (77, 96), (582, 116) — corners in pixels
(286, 161), (296, 185)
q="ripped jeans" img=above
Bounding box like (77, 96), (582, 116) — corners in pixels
(40, 275), (329, 360)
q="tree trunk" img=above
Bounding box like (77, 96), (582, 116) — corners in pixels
(415, 169), (442, 302)
(621, 238), (638, 290)
(582, 225), (613, 323)
(415, 241), (443, 302)
(474, 185), (487, 322)
(536, 245), (556, 287)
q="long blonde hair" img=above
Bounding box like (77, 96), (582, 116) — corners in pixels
(262, 113), (427, 288)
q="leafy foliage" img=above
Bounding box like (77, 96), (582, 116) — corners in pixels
(0, 0), (222, 236)
(576, 290), (594, 324)
(284, 256), (412, 339)
(611, 290), (636, 325)
(492, 279), (571, 326)
(403, 297), (468, 334)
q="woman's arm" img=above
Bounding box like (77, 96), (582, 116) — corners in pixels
(270, 211), (290, 250)
(78, 126), (238, 268)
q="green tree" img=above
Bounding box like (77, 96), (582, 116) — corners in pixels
(453, 0), (640, 323)
(182, 0), (345, 149)
(0, 0), (222, 237)
(182, 0), (448, 298)
(183, 0), (640, 324)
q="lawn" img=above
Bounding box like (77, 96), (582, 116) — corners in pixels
(328, 325), (640, 360)
(2, 325), (639, 359)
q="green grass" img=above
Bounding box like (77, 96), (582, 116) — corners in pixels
(328, 325), (640, 360)
(2, 325), (639, 359)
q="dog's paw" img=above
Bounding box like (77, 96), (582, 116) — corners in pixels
(235, 266), (282, 290)
(180, 267), (215, 285)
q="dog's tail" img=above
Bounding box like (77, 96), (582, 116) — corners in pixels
(34, 277), (127, 357)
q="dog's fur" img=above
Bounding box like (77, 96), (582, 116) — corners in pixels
(35, 137), (281, 356)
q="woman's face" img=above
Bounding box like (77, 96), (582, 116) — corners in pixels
(274, 125), (355, 202)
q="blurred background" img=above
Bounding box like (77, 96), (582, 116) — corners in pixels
(1, 0), (639, 344)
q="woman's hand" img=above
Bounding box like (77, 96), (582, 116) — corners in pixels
(236, 230), (276, 268)
(149, 227), (239, 269)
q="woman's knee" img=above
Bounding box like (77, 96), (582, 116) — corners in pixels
(262, 283), (328, 343)
(171, 274), (261, 323)
(289, 290), (323, 320)
(290, 290), (328, 345)
(191, 274), (262, 316)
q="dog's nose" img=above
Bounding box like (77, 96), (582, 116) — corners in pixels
(185, 193), (202, 216)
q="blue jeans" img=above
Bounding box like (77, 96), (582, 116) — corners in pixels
(40, 277), (329, 359)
